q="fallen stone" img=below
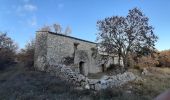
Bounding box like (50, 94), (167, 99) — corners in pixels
(142, 68), (150, 75)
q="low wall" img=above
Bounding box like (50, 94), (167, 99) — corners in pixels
(88, 72), (136, 90)
(43, 64), (137, 90)
(45, 64), (89, 89)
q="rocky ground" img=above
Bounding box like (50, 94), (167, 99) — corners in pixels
(0, 64), (170, 100)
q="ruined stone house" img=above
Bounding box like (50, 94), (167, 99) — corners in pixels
(34, 31), (123, 76)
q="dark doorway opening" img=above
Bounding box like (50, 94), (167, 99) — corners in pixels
(79, 61), (85, 75)
(102, 64), (105, 72)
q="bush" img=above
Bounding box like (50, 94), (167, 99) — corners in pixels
(135, 54), (159, 68)
(0, 32), (17, 70)
(134, 50), (170, 68)
(17, 40), (35, 70)
(157, 50), (170, 67)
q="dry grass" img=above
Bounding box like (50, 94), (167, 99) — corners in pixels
(0, 64), (93, 100)
(127, 67), (170, 99)
(0, 64), (170, 100)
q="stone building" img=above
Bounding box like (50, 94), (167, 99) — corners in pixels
(34, 31), (123, 76)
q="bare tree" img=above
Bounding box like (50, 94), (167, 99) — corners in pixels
(39, 23), (72, 36)
(97, 8), (158, 69)
(39, 25), (51, 31)
(53, 23), (62, 33)
(64, 26), (72, 35)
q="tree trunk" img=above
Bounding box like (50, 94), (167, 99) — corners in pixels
(118, 48), (121, 67)
(123, 54), (129, 70)
(118, 53), (121, 67)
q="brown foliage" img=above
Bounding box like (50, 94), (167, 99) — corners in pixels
(133, 50), (170, 68)
(136, 55), (159, 68)
(157, 50), (170, 67)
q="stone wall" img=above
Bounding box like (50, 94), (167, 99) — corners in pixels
(34, 31), (48, 71)
(46, 32), (96, 65)
(45, 64), (90, 89)
(88, 72), (136, 90)
(74, 50), (90, 76)
(35, 31), (102, 75)
(45, 64), (137, 91)
(34, 31), (125, 76)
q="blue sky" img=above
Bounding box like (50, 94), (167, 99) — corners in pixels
(0, 0), (170, 50)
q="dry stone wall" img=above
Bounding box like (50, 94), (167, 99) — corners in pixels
(45, 64), (90, 89)
(88, 72), (136, 90)
(34, 31), (48, 71)
(45, 64), (137, 90)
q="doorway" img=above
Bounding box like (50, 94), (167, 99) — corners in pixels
(102, 64), (105, 72)
(79, 61), (85, 75)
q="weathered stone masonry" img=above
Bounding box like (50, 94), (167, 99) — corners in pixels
(34, 31), (136, 90)
(34, 31), (48, 71)
(35, 31), (112, 76)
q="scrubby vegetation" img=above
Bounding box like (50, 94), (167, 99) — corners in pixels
(17, 40), (35, 70)
(0, 63), (170, 100)
(132, 50), (170, 69)
(0, 32), (18, 70)
(157, 50), (170, 67)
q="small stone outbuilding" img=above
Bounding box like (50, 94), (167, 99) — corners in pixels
(34, 31), (123, 76)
